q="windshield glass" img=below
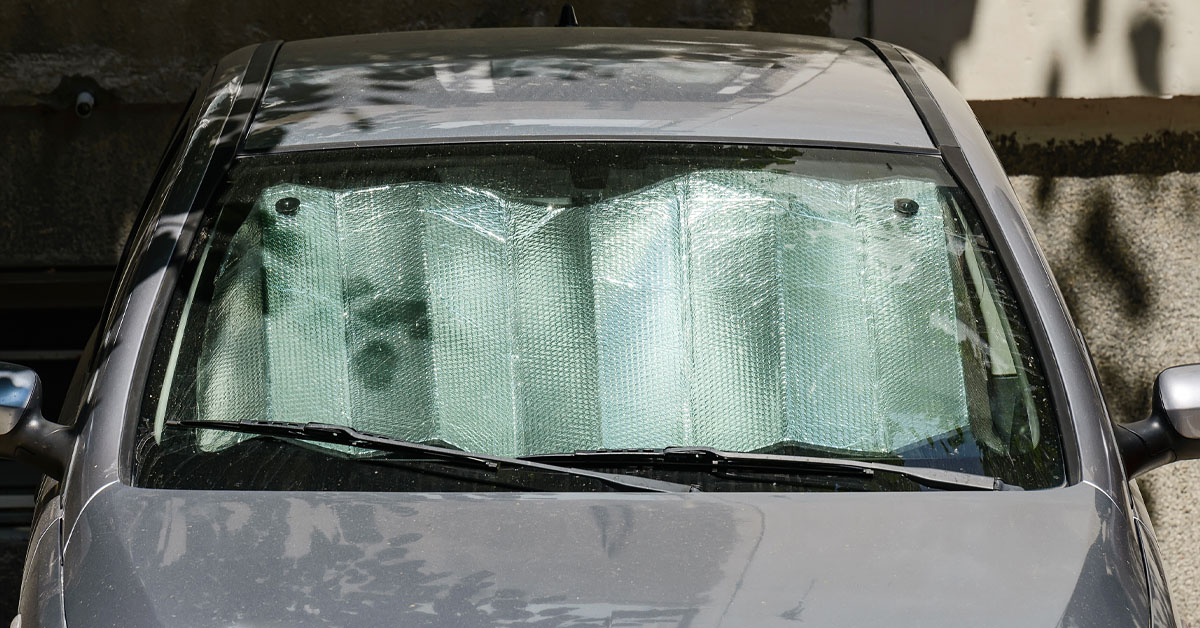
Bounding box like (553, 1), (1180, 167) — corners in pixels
(135, 143), (1064, 490)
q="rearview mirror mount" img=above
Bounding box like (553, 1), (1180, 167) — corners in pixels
(0, 362), (74, 480)
(1115, 364), (1200, 478)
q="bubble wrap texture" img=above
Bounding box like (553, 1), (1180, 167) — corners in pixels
(195, 172), (969, 456)
(195, 216), (268, 452)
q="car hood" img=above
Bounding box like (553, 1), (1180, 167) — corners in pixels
(61, 482), (1148, 627)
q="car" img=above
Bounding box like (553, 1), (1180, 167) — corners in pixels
(2, 25), (1197, 628)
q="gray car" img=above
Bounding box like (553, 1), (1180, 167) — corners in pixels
(3, 27), (1198, 628)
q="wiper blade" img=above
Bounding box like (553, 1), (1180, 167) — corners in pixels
(165, 420), (696, 493)
(526, 446), (1019, 491)
(666, 447), (1019, 491)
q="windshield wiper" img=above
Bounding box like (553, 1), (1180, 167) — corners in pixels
(525, 446), (1020, 491)
(165, 420), (696, 493)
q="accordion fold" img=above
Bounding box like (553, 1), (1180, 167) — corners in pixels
(196, 171), (970, 456)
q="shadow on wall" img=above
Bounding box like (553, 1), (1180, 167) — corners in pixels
(870, 0), (978, 72)
(1076, 186), (1155, 425)
(1080, 188), (1152, 320)
(1021, 172), (1200, 426)
(1031, 179), (1153, 418)
(1051, 0), (1164, 97)
(1129, 12), (1163, 94)
(1086, 0), (1164, 95)
(879, 0), (1164, 100)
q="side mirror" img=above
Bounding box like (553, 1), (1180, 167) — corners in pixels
(0, 362), (73, 480)
(1115, 364), (1200, 478)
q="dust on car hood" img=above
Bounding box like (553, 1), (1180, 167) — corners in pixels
(62, 482), (1148, 627)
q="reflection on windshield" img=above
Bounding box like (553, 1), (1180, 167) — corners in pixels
(244, 30), (927, 150)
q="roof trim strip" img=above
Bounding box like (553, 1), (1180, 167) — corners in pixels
(232, 42), (283, 155)
(854, 38), (958, 150)
(238, 134), (941, 157)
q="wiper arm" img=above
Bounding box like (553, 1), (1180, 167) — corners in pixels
(527, 446), (1019, 491)
(666, 447), (1019, 491)
(165, 420), (696, 493)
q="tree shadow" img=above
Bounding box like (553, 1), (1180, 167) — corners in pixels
(869, 0), (978, 76)
(1033, 175), (1056, 214)
(1129, 13), (1164, 95)
(1083, 0), (1103, 45)
(1081, 188), (1153, 319)
(1045, 56), (1062, 98)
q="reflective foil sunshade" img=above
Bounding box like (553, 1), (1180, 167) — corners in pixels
(183, 167), (995, 457)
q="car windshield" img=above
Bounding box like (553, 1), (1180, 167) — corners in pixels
(135, 143), (1064, 491)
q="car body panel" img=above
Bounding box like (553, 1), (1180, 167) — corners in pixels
(61, 482), (1146, 627)
(11, 28), (1165, 628)
(16, 493), (64, 628)
(1137, 520), (1178, 627)
(244, 28), (935, 153)
(1130, 479), (1179, 626)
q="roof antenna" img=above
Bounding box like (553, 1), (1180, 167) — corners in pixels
(557, 4), (579, 26)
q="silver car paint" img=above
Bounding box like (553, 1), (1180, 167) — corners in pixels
(64, 482), (1146, 627)
(17, 491), (63, 628)
(14, 29), (1165, 627)
(244, 29), (935, 152)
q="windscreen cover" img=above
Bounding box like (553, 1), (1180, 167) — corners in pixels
(194, 171), (969, 456)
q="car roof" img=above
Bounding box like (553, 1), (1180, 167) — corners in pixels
(243, 28), (935, 153)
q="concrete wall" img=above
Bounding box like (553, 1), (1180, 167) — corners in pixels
(865, 0), (1200, 100)
(2, 0), (1199, 623)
